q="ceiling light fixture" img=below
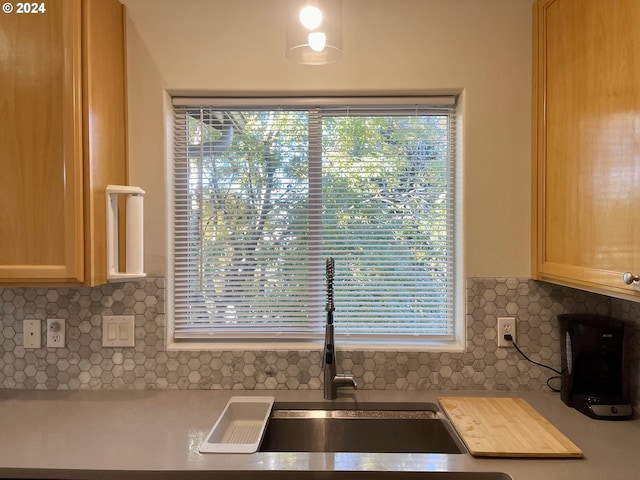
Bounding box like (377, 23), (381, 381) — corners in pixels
(286, 0), (343, 65)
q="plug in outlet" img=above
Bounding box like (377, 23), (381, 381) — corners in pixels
(497, 317), (516, 347)
(47, 318), (65, 348)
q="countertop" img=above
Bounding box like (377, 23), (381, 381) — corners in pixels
(0, 389), (638, 479)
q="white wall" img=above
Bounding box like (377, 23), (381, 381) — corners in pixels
(122, 0), (533, 278)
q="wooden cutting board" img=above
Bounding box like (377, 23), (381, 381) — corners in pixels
(439, 397), (583, 458)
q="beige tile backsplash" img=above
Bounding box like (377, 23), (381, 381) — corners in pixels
(0, 278), (638, 407)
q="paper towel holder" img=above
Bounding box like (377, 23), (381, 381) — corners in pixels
(106, 185), (146, 282)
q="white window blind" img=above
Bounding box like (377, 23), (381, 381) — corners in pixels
(170, 97), (457, 344)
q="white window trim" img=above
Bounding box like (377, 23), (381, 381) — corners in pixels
(165, 95), (465, 352)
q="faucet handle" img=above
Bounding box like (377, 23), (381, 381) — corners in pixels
(334, 373), (357, 390)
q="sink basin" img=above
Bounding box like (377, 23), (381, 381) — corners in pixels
(259, 402), (466, 454)
(207, 473), (512, 480)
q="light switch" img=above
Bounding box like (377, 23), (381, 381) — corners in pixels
(102, 315), (135, 347)
(107, 323), (117, 341)
(119, 323), (129, 340)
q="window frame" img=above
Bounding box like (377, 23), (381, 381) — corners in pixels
(166, 96), (465, 352)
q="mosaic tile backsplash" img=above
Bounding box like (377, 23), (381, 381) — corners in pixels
(0, 278), (638, 407)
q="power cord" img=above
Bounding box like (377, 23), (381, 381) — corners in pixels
(503, 334), (565, 392)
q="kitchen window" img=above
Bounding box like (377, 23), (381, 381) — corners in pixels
(168, 97), (462, 350)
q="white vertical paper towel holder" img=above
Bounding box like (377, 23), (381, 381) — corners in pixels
(106, 185), (146, 282)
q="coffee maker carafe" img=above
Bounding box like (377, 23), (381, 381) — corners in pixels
(559, 314), (632, 420)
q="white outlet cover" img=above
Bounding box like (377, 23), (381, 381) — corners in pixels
(46, 318), (65, 348)
(497, 317), (517, 348)
(23, 319), (42, 349)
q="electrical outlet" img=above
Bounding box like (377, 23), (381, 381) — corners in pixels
(47, 318), (65, 348)
(23, 319), (42, 348)
(497, 317), (516, 348)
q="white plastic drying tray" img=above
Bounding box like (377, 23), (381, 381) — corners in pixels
(199, 396), (275, 453)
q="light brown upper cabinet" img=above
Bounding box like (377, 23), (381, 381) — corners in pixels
(0, 0), (128, 286)
(532, 0), (640, 300)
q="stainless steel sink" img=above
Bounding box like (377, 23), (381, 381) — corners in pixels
(259, 401), (466, 454)
(209, 473), (512, 480)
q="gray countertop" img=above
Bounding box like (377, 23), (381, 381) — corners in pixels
(0, 389), (638, 479)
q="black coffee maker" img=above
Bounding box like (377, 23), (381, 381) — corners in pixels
(559, 314), (632, 420)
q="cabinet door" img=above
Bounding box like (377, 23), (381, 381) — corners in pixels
(532, 0), (640, 298)
(0, 0), (85, 283)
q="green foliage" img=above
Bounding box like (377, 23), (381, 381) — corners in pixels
(182, 108), (453, 335)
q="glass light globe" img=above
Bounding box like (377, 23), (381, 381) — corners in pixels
(299, 5), (323, 30)
(308, 32), (327, 52)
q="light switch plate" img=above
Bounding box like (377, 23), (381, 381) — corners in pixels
(23, 319), (42, 348)
(102, 315), (135, 347)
